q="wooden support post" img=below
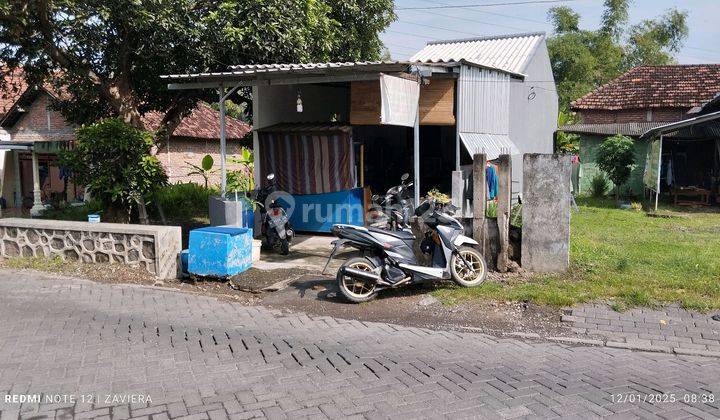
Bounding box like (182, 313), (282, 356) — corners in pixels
(472, 154), (487, 256)
(496, 154), (512, 272)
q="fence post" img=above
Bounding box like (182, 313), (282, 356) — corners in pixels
(496, 155), (511, 272)
(451, 170), (463, 215)
(472, 154), (487, 255)
(521, 153), (572, 272)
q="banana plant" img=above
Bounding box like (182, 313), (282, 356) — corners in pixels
(186, 154), (217, 188)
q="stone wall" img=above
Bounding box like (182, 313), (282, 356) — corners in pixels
(0, 218), (181, 279)
(521, 154), (571, 272)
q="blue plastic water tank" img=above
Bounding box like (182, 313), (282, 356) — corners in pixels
(188, 226), (253, 278)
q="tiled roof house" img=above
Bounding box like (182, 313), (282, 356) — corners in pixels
(561, 64), (720, 196)
(0, 72), (251, 209)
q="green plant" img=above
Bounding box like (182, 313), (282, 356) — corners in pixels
(510, 203), (523, 228)
(58, 118), (167, 222)
(589, 173), (610, 198)
(227, 147), (255, 193)
(38, 200), (104, 221)
(427, 188), (450, 204)
(186, 155), (217, 188)
(630, 201), (643, 212)
(485, 201), (498, 218)
(597, 134), (636, 201)
(153, 182), (216, 221)
(555, 111), (580, 154)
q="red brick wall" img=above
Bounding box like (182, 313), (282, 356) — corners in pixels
(8, 94), (76, 142)
(578, 107), (691, 124)
(157, 137), (249, 186)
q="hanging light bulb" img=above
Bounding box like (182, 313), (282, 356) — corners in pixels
(296, 89), (303, 113)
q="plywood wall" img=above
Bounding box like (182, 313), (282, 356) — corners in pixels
(350, 81), (381, 125)
(419, 78), (455, 126)
(350, 78), (455, 126)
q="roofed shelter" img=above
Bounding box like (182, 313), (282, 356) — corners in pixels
(161, 32), (558, 232)
(640, 109), (720, 211)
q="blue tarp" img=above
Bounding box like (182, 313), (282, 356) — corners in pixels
(277, 188), (365, 233)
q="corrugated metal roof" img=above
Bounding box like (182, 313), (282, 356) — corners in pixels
(640, 111), (720, 140)
(560, 123), (667, 137)
(459, 133), (520, 160)
(161, 61), (412, 81)
(410, 32), (545, 76)
(257, 122), (352, 133)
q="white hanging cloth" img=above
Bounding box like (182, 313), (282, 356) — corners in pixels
(379, 73), (420, 128)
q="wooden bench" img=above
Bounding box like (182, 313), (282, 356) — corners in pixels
(672, 186), (711, 206)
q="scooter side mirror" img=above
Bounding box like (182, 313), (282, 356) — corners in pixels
(400, 173), (410, 182)
(266, 173), (275, 181)
(371, 194), (380, 202)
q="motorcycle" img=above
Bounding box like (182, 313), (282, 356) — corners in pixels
(255, 173), (294, 255)
(325, 199), (487, 303)
(368, 173), (414, 231)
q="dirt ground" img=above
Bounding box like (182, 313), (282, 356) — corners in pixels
(261, 274), (572, 337)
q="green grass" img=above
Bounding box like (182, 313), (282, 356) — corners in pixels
(434, 197), (720, 310)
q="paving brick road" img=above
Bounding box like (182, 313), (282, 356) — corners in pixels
(1, 270), (719, 419)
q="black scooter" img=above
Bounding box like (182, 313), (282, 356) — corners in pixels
(325, 198), (487, 303)
(368, 173), (414, 231)
(255, 173), (294, 255)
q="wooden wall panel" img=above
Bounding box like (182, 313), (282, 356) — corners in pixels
(350, 81), (381, 125)
(350, 77), (456, 126)
(420, 78), (455, 126)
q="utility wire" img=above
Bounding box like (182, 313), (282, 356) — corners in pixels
(411, 0), (551, 25)
(396, 0), (577, 11)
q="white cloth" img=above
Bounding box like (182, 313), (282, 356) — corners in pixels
(380, 73), (420, 128)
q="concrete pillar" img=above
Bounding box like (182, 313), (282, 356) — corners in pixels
(30, 151), (44, 216)
(12, 150), (21, 208)
(521, 154), (572, 272)
(496, 154), (512, 272)
(451, 170), (463, 216)
(472, 153), (487, 256)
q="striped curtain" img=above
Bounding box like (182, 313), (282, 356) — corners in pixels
(258, 130), (354, 195)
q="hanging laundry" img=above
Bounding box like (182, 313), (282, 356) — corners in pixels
(486, 164), (498, 200)
(666, 159), (673, 187)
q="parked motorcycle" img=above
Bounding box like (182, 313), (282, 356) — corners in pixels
(255, 173), (294, 255)
(368, 173), (414, 231)
(326, 199), (487, 303)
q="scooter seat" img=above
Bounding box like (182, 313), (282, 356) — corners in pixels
(368, 227), (415, 240)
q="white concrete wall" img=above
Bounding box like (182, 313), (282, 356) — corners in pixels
(508, 39), (559, 198)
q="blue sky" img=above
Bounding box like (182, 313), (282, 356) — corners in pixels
(382, 0), (720, 64)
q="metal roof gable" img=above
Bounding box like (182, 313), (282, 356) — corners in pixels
(410, 32), (545, 76)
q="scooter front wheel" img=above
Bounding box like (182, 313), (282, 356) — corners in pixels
(451, 246), (487, 287)
(337, 257), (378, 303)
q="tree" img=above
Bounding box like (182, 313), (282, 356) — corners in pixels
(547, 0), (688, 110)
(58, 118), (168, 222)
(597, 135), (635, 201)
(0, 0), (395, 146)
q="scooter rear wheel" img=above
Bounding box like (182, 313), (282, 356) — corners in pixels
(451, 246), (487, 287)
(337, 257), (378, 303)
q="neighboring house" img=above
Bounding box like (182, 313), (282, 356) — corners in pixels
(563, 64), (720, 196)
(162, 31), (558, 231)
(0, 73), (250, 212)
